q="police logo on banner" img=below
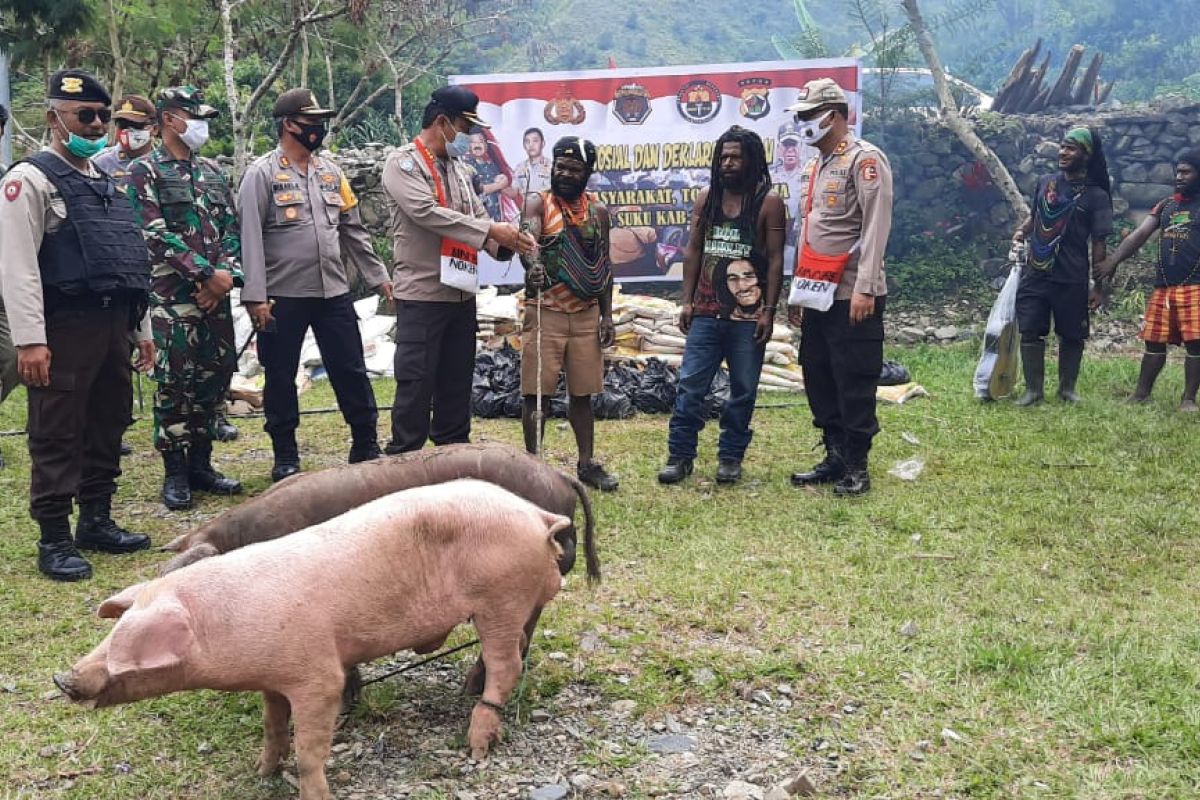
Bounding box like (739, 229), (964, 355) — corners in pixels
(738, 77), (771, 120)
(676, 80), (721, 124)
(612, 83), (652, 125)
(544, 85), (586, 125)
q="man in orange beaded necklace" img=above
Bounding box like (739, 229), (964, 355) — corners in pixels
(518, 136), (619, 491)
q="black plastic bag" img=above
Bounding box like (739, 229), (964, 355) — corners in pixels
(633, 358), (678, 413)
(703, 368), (730, 419)
(879, 359), (911, 386)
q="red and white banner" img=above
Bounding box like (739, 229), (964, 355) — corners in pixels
(450, 58), (863, 284)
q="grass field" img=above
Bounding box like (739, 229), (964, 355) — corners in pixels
(2, 344), (1198, 799)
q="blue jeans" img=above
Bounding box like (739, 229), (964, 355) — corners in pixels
(666, 316), (766, 461)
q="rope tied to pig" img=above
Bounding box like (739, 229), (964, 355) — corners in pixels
(358, 638), (479, 687)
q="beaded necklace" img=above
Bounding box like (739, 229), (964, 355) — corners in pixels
(1158, 195), (1200, 291)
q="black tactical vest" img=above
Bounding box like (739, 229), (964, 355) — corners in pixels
(26, 150), (151, 297)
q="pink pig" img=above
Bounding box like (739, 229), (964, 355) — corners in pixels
(55, 480), (570, 800)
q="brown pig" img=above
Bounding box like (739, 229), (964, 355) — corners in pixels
(55, 480), (570, 800)
(160, 442), (599, 583)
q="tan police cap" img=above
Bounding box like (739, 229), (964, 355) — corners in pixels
(785, 78), (847, 115)
(113, 95), (155, 122)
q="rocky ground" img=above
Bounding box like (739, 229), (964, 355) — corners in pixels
(270, 651), (826, 800)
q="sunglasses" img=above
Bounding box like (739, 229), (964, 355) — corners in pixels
(61, 108), (113, 125)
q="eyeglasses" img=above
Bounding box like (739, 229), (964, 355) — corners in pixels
(61, 108), (113, 125)
(115, 119), (149, 130)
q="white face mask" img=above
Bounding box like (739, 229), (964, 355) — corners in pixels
(178, 119), (209, 152)
(797, 110), (834, 146)
(121, 128), (152, 151)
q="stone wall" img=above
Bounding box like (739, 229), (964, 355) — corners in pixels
(869, 97), (1200, 249)
(336, 98), (1200, 256)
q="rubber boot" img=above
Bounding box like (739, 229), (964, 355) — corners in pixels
(656, 457), (693, 485)
(1182, 355), (1200, 412)
(188, 437), (242, 495)
(1056, 338), (1084, 403)
(214, 412), (240, 442)
(37, 517), (92, 582)
(76, 496), (151, 553)
(161, 450), (193, 510)
(1015, 341), (1045, 406)
(791, 430), (846, 486)
(271, 430), (301, 482)
(1128, 351), (1167, 404)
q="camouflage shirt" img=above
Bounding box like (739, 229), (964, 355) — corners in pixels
(126, 146), (243, 312)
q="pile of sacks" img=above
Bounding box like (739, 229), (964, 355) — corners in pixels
(474, 286), (806, 393)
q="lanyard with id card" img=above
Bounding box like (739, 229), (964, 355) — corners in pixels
(413, 137), (481, 294)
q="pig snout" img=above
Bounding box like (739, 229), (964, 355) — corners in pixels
(53, 665), (107, 709)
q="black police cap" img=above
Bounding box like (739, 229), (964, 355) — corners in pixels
(429, 85), (489, 128)
(48, 70), (111, 105)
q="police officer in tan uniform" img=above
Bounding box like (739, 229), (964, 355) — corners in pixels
(0, 70), (155, 581)
(239, 88), (393, 480)
(381, 86), (534, 452)
(786, 78), (893, 497)
(92, 94), (157, 192)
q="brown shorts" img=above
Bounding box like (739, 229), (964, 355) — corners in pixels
(1141, 285), (1200, 345)
(521, 304), (603, 396)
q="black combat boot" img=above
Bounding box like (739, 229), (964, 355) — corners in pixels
(188, 437), (242, 495)
(715, 458), (742, 484)
(656, 457), (693, 485)
(214, 412), (240, 442)
(76, 496), (151, 553)
(271, 430), (302, 482)
(348, 428), (382, 464)
(38, 517), (92, 581)
(1056, 337), (1084, 403)
(791, 431), (846, 486)
(161, 449), (193, 510)
(1015, 340), (1046, 406)
(833, 437), (872, 497)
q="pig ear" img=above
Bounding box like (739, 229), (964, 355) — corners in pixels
(106, 600), (194, 676)
(97, 582), (149, 619)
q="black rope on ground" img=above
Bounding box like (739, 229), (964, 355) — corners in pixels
(359, 639), (480, 687)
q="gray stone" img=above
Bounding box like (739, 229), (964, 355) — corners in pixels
(530, 785), (569, 800)
(1119, 182), (1174, 209)
(751, 689), (773, 706)
(647, 734), (697, 754)
(1149, 163), (1177, 184)
(933, 326), (959, 341)
(1121, 162), (1148, 182)
(897, 327), (925, 344)
(723, 780), (765, 800)
(1035, 140), (1059, 159)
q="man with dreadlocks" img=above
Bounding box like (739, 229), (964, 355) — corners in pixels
(1011, 126), (1113, 406)
(520, 136), (619, 491)
(657, 125), (785, 485)
(786, 78), (892, 497)
(1094, 149), (1200, 411)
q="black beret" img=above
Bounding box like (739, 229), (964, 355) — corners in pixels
(552, 136), (597, 172)
(48, 69), (111, 105)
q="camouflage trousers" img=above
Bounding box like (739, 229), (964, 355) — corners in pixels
(152, 302), (236, 452)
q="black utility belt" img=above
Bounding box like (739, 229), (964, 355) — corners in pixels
(45, 290), (136, 312)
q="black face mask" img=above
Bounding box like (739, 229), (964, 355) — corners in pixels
(291, 121), (327, 152)
(551, 174), (586, 201)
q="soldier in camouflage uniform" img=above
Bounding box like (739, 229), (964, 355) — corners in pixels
(126, 86), (243, 510)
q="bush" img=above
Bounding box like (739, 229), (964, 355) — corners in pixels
(887, 234), (991, 303)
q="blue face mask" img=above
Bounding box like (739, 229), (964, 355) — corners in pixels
(55, 112), (108, 159)
(443, 122), (472, 159)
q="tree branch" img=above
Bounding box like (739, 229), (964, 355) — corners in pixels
(900, 0), (1029, 223)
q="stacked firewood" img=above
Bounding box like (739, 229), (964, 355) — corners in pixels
(992, 39), (1114, 115)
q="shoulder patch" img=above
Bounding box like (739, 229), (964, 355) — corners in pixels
(399, 157), (415, 173)
(859, 157), (879, 183)
(4, 180), (22, 202)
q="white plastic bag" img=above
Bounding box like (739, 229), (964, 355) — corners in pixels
(973, 245), (1023, 399)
